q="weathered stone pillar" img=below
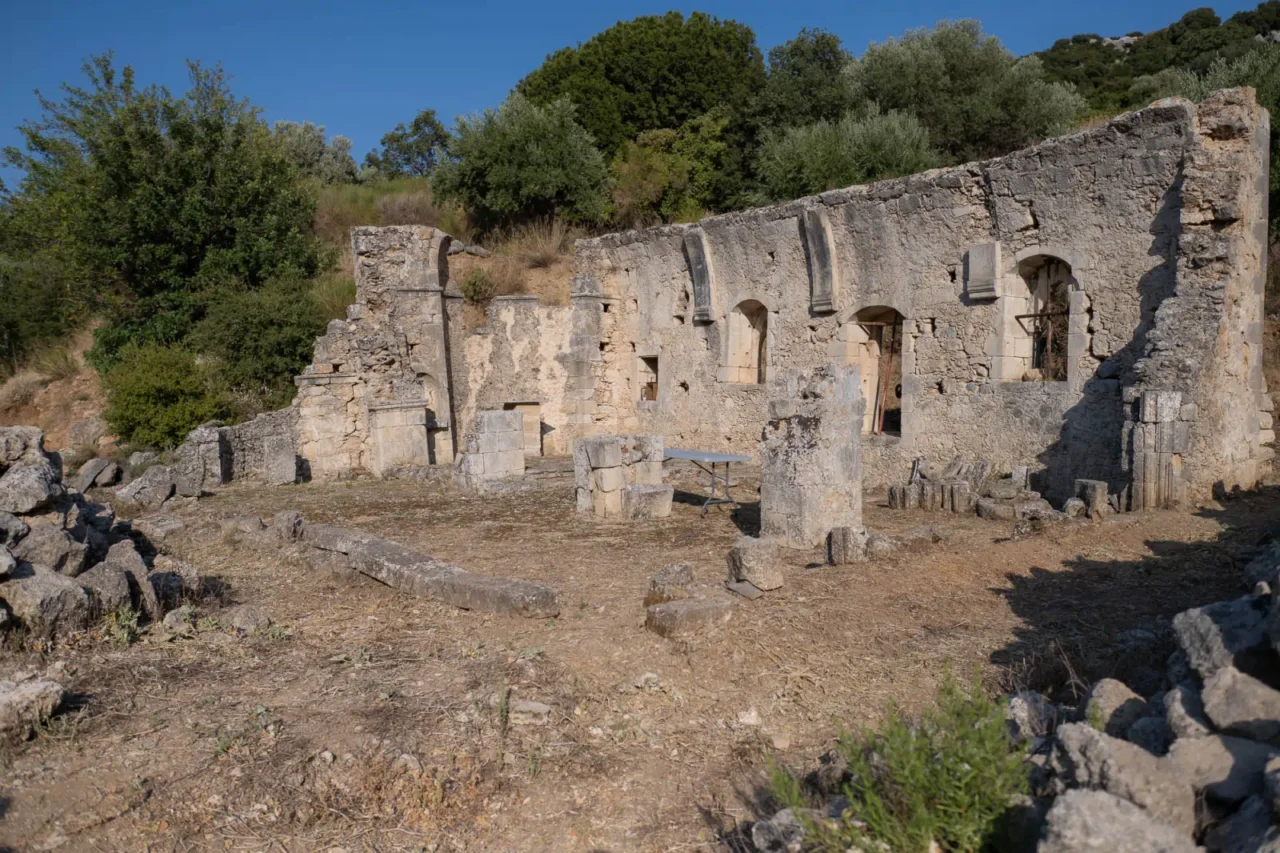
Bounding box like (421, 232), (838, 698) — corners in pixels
(759, 364), (863, 549)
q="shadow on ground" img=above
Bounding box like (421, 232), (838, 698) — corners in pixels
(990, 484), (1280, 702)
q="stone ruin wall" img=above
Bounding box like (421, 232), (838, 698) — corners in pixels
(572, 89), (1270, 503)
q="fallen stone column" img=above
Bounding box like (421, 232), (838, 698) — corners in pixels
(302, 523), (558, 618)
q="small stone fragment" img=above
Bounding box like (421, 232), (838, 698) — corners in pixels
(509, 700), (551, 726)
(0, 679), (63, 743)
(225, 604), (272, 635)
(1085, 678), (1150, 738)
(645, 562), (693, 606)
(826, 526), (868, 565)
(1006, 691), (1059, 744)
(1163, 734), (1280, 805)
(1164, 682), (1212, 741)
(1202, 666), (1280, 746)
(645, 594), (735, 639)
(75, 562), (131, 618)
(1173, 596), (1270, 681)
(0, 567), (90, 639)
(727, 536), (783, 591)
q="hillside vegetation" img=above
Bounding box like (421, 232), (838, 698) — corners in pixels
(1, 4), (1278, 449)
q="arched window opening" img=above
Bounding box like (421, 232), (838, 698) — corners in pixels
(725, 300), (768, 384)
(1013, 256), (1074, 382)
(847, 306), (904, 436)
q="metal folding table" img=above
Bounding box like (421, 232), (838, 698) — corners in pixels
(664, 448), (751, 516)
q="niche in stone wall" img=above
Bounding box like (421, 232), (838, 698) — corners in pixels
(996, 255), (1077, 382)
(637, 356), (659, 402)
(502, 401), (543, 457)
(720, 301), (769, 384)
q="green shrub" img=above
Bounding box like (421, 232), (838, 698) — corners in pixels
(102, 342), (232, 449)
(757, 108), (940, 201)
(311, 273), (357, 322)
(459, 269), (498, 304)
(189, 277), (326, 410)
(776, 671), (1028, 853)
(431, 93), (612, 231)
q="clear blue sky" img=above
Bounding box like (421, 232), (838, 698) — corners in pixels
(0, 0), (1262, 188)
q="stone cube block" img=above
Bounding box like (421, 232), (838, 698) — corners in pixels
(263, 435), (299, 486)
(624, 484), (672, 519)
(827, 526), (868, 565)
(592, 487), (623, 518)
(476, 410), (522, 433)
(645, 594), (735, 639)
(582, 436), (623, 469)
(727, 536), (783, 591)
(594, 466), (625, 492)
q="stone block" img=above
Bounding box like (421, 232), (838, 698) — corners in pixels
(623, 484), (672, 519)
(76, 563), (131, 618)
(681, 228), (715, 322)
(476, 410), (522, 434)
(73, 458), (111, 493)
(977, 498), (1016, 520)
(1083, 678), (1148, 738)
(645, 562), (693, 606)
(11, 526), (88, 576)
(800, 207), (839, 312)
(263, 435), (299, 486)
(950, 481), (973, 513)
(827, 526), (868, 565)
(1164, 734), (1279, 805)
(594, 466), (625, 492)
(1173, 595), (1270, 680)
(0, 679), (64, 744)
(591, 487), (623, 518)
(645, 593), (734, 639)
(0, 459), (62, 514)
(115, 465), (175, 509)
(1164, 682), (1212, 740)
(581, 436), (623, 469)
(727, 537), (783, 591)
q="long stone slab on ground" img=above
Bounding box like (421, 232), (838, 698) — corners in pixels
(302, 523), (558, 618)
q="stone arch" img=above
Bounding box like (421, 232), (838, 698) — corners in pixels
(721, 298), (770, 384)
(995, 253), (1081, 382)
(836, 305), (906, 434)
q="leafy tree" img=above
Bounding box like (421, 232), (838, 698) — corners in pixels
(363, 109), (450, 178)
(755, 108), (939, 201)
(612, 108), (731, 226)
(189, 275), (327, 408)
(431, 93), (610, 231)
(754, 28), (856, 130)
(849, 21), (1085, 164)
(101, 342), (232, 449)
(517, 11), (765, 158)
(272, 120), (358, 184)
(1, 55), (327, 366)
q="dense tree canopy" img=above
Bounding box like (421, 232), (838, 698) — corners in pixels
(273, 121), (358, 184)
(753, 28), (856, 130)
(517, 11), (766, 158)
(850, 20), (1086, 163)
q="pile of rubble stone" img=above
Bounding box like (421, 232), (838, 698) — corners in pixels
(0, 427), (203, 741)
(887, 456), (1115, 524)
(749, 539), (1280, 852)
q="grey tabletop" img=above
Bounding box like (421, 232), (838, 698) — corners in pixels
(664, 447), (751, 463)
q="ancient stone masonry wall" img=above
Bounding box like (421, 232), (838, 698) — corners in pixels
(1123, 89), (1271, 506)
(294, 226), (455, 479)
(446, 295), (574, 458)
(571, 90), (1270, 503)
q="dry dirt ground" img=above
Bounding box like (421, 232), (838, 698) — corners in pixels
(0, 463), (1274, 853)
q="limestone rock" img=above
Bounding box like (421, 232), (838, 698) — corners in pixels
(645, 593), (734, 639)
(1266, 755), (1280, 816)
(1006, 691), (1059, 744)
(1203, 666), (1280, 746)
(750, 808), (806, 853)
(10, 526), (88, 576)
(225, 604), (272, 635)
(1128, 716), (1173, 757)
(72, 458), (111, 493)
(1050, 722), (1196, 835)
(152, 554), (201, 597)
(273, 510), (305, 544)
(645, 562), (693, 607)
(0, 426), (49, 466)
(1037, 789), (1200, 853)
(1173, 596), (1271, 681)
(0, 549), (13, 580)
(1164, 734), (1280, 806)
(263, 435), (299, 486)
(162, 604), (197, 634)
(0, 458), (62, 514)
(510, 700), (551, 726)
(131, 513), (185, 546)
(727, 536), (783, 591)
(1203, 795), (1280, 853)
(1085, 678), (1150, 737)
(65, 417), (106, 450)
(1063, 497), (1087, 519)
(75, 562), (131, 618)
(0, 567), (90, 638)
(977, 497), (1017, 520)
(0, 511), (28, 546)
(1165, 682), (1213, 741)
(115, 465), (176, 509)
(93, 461), (121, 488)
(0, 679), (63, 743)
(104, 540), (160, 622)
